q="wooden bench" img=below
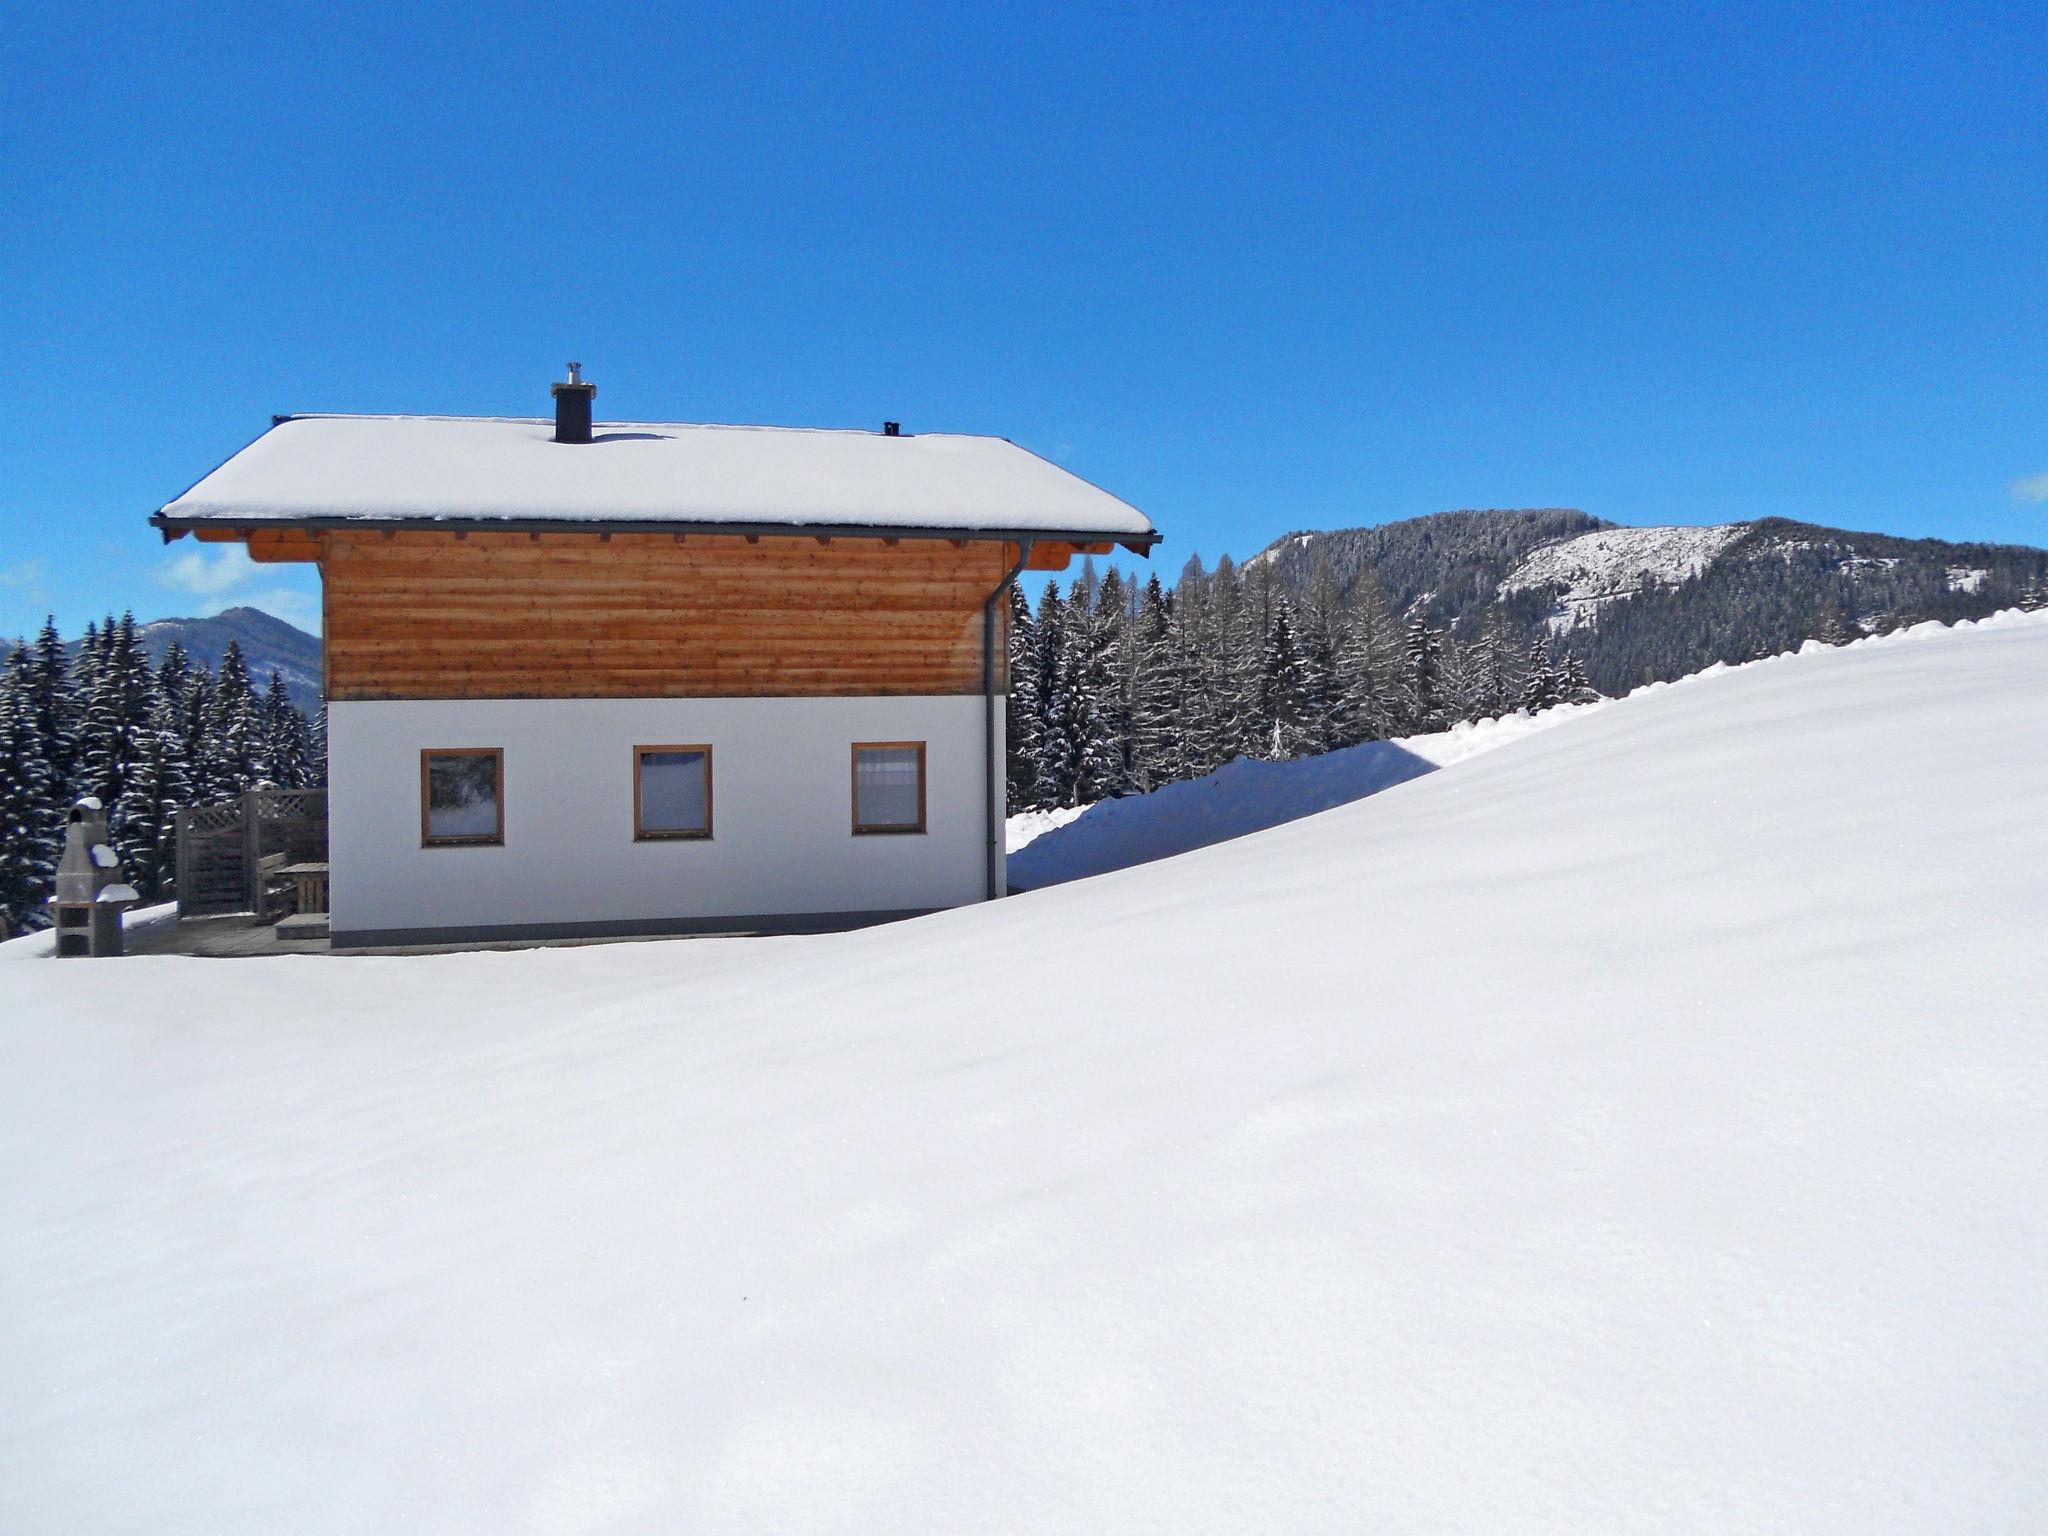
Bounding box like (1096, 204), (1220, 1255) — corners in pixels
(254, 852), (292, 919)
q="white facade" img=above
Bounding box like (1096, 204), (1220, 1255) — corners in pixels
(327, 695), (1000, 943)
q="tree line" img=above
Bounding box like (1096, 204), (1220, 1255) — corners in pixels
(0, 615), (324, 933)
(1006, 554), (1598, 809)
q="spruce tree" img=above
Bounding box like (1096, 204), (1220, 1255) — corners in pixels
(1559, 651), (1601, 706)
(1207, 555), (1260, 763)
(0, 649), (62, 933)
(1521, 636), (1562, 713)
(1129, 574), (1179, 790)
(1333, 571), (1403, 744)
(1030, 579), (1076, 806)
(27, 614), (80, 795)
(202, 639), (263, 800)
(1169, 561), (1220, 777)
(1004, 584), (1044, 810)
(1259, 598), (1314, 758)
(113, 689), (192, 902)
(308, 702), (329, 786)
(258, 670), (313, 787)
(1081, 570), (1133, 798)
(1401, 615), (1442, 733)
(1473, 610), (1524, 720)
(76, 611), (153, 816)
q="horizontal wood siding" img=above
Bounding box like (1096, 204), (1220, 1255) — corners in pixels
(322, 531), (1013, 700)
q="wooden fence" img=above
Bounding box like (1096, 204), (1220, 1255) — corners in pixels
(175, 788), (328, 917)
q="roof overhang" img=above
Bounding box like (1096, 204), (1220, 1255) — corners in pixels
(149, 511), (1161, 557)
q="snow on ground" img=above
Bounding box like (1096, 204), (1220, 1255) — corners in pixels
(1009, 698), (1606, 888)
(1501, 523), (1746, 630)
(0, 900), (179, 960)
(5, 613), (2047, 1534)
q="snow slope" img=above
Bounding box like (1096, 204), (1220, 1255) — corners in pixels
(1502, 522), (1746, 630)
(1008, 699), (1608, 888)
(4, 613), (2046, 1534)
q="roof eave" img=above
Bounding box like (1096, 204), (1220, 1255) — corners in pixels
(149, 511), (1161, 556)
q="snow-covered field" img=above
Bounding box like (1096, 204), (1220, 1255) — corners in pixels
(1501, 522), (1746, 630)
(5, 613), (2046, 1534)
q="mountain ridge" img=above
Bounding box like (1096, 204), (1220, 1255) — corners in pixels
(1250, 510), (2048, 694)
(5, 606), (322, 713)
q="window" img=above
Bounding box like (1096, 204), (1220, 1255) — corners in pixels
(421, 748), (503, 846)
(851, 741), (926, 834)
(635, 745), (713, 839)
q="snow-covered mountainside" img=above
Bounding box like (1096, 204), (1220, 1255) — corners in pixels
(5, 613), (2046, 1533)
(1500, 522), (1746, 631)
(1246, 509), (2048, 696)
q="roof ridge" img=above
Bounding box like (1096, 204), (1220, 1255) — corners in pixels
(277, 413), (995, 439)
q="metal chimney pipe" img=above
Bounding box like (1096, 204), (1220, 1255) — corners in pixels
(551, 363), (596, 443)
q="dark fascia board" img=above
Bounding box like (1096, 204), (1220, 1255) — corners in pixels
(149, 511), (1161, 556)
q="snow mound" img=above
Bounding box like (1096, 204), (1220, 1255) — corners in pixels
(4, 611), (2047, 1533)
(1008, 700), (1606, 889)
(1502, 523), (1745, 630)
(0, 900), (177, 959)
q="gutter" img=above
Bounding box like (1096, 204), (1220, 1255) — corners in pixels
(982, 539), (1036, 902)
(149, 511), (1160, 556)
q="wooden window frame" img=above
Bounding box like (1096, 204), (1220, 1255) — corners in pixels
(420, 747), (505, 848)
(633, 744), (715, 841)
(850, 740), (927, 835)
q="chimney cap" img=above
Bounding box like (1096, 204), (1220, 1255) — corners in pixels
(566, 361), (583, 385)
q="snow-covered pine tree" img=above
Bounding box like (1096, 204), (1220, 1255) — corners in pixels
(1080, 569), (1133, 798)
(258, 670), (313, 788)
(1521, 635), (1562, 713)
(1129, 573), (1179, 790)
(1167, 559), (1220, 777)
(112, 687), (192, 902)
(1004, 584), (1044, 810)
(1207, 555), (1260, 764)
(1331, 570), (1403, 744)
(26, 615), (80, 796)
(201, 639), (263, 801)
(76, 611), (153, 817)
(1559, 650), (1601, 706)
(1295, 559), (1345, 753)
(0, 648), (62, 933)
(1401, 614), (1443, 733)
(1058, 569), (1122, 803)
(1471, 610), (1523, 720)
(1436, 633), (1490, 727)
(308, 701), (328, 786)
(1030, 579), (1076, 806)
(1258, 596), (1316, 758)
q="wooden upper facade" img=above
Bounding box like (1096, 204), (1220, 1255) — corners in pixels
(194, 526), (1106, 701)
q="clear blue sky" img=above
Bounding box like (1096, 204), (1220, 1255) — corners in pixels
(3, 2), (2043, 639)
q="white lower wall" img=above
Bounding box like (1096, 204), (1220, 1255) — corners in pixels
(327, 695), (1000, 938)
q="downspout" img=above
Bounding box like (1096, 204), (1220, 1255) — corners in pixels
(982, 538), (1035, 901)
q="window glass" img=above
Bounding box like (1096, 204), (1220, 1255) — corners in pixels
(637, 748), (711, 838)
(853, 743), (924, 832)
(424, 751), (501, 844)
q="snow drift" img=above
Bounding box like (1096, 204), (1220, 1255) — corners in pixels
(1007, 698), (1607, 889)
(4, 613), (2046, 1534)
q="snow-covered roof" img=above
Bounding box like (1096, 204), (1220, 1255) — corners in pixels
(155, 414), (1158, 549)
